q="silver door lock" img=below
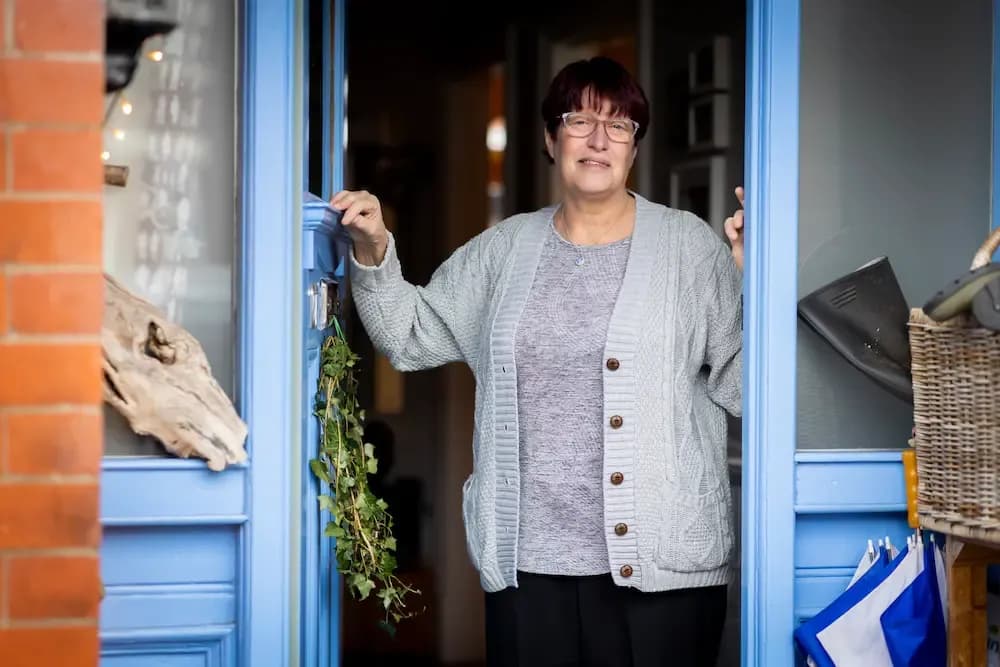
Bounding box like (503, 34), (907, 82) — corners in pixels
(308, 278), (340, 329)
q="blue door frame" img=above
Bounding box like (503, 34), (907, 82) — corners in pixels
(741, 1), (799, 663)
(240, 0), (301, 663)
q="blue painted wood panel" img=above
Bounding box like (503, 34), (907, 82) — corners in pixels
(792, 451), (910, 626)
(795, 452), (907, 515)
(102, 626), (236, 667)
(101, 460), (247, 526)
(102, 526), (238, 586)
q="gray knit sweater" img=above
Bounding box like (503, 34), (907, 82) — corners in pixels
(515, 222), (632, 576)
(349, 192), (743, 593)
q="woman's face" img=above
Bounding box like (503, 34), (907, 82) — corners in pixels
(545, 95), (637, 201)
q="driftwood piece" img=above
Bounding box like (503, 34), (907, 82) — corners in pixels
(102, 273), (248, 471)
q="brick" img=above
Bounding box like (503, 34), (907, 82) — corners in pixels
(0, 555), (6, 620)
(10, 273), (103, 334)
(0, 344), (102, 405)
(9, 555), (100, 619)
(11, 129), (102, 192)
(0, 201), (102, 264)
(0, 59), (103, 124)
(0, 483), (98, 548)
(0, 130), (6, 190)
(0, 413), (6, 474)
(13, 0), (104, 53)
(0, 273), (6, 335)
(0, 627), (98, 666)
(7, 412), (101, 475)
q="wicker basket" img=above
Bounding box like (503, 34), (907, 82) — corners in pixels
(909, 227), (1000, 545)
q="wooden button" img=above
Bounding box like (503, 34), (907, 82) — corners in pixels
(620, 564), (633, 578)
(606, 358), (620, 371)
(614, 523), (628, 536)
(610, 415), (623, 429)
(610, 472), (624, 485)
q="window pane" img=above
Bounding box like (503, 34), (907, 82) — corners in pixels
(103, 0), (237, 456)
(797, 0), (992, 449)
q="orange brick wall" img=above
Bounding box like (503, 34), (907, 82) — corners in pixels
(0, 1), (105, 665)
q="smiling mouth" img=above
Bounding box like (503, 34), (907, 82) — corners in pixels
(579, 158), (610, 167)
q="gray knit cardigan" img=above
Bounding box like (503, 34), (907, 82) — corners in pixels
(349, 192), (743, 593)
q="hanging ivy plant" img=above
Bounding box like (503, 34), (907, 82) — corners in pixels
(310, 318), (422, 635)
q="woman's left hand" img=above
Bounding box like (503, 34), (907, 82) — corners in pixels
(724, 186), (745, 271)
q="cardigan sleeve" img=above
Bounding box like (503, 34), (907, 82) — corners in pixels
(702, 243), (744, 417)
(348, 228), (497, 371)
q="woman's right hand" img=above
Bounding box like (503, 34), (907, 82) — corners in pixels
(331, 189), (389, 266)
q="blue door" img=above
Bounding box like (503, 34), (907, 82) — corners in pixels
(99, 1), (303, 664)
(745, 0), (998, 664)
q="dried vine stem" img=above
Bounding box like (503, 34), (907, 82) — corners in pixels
(310, 319), (422, 634)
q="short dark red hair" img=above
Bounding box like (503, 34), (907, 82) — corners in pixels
(541, 56), (650, 144)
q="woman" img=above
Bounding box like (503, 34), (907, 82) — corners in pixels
(332, 56), (745, 667)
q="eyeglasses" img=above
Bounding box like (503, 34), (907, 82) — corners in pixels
(559, 112), (639, 143)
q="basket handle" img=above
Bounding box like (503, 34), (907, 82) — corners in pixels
(970, 226), (1000, 270)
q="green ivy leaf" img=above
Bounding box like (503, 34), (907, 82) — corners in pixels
(314, 331), (422, 634)
(309, 459), (329, 483)
(378, 587), (396, 609)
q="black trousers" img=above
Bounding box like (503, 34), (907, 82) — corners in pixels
(485, 571), (727, 667)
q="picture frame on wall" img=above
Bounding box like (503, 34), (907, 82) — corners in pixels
(669, 155), (728, 237)
(689, 35), (731, 94)
(688, 92), (730, 152)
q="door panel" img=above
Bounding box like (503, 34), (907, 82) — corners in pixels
(746, 1), (997, 665)
(99, 0), (245, 662)
(790, 4), (993, 653)
(100, 1), (302, 665)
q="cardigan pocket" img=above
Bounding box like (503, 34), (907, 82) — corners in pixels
(653, 483), (734, 572)
(461, 473), (482, 570)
